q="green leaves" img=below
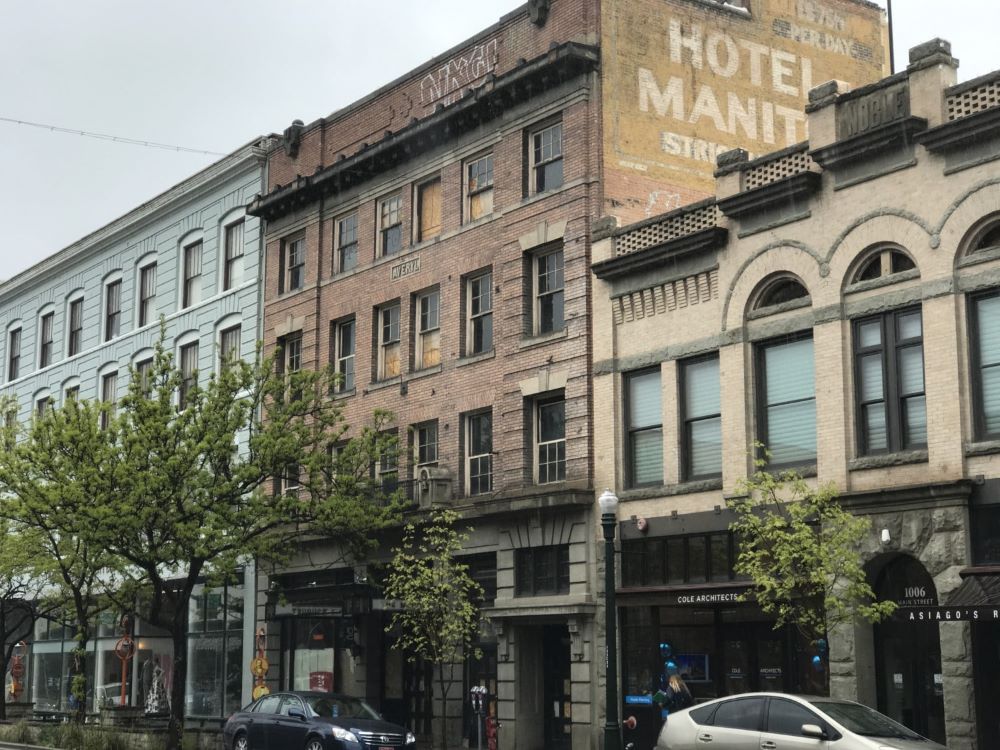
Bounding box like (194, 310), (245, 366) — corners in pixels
(729, 463), (896, 641)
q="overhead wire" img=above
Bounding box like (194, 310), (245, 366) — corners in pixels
(0, 115), (227, 156)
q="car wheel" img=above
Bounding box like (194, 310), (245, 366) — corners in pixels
(304, 737), (325, 750)
(233, 732), (249, 750)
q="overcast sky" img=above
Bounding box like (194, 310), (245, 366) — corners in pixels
(0, 1), (992, 282)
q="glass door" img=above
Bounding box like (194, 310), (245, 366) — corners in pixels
(542, 625), (572, 749)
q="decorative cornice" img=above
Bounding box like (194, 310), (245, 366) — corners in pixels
(915, 106), (1000, 153)
(809, 117), (928, 170)
(592, 227), (727, 280)
(716, 171), (821, 220)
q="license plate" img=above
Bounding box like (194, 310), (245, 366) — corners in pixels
(379, 746), (393, 750)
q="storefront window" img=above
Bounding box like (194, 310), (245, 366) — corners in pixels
(291, 619), (337, 692)
(623, 533), (741, 588)
(185, 579), (245, 717)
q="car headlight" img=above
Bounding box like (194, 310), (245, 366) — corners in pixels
(406, 732), (417, 745)
(332, 727), (360, 743)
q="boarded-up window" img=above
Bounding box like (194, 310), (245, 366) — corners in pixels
(417, 178), (442, 242)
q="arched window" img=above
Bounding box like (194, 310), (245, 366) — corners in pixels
(755, 277), (809, 309)
(853, 247), (916, 284)
(966, 214), (1000, 256)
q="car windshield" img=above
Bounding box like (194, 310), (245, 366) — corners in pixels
(810, 700), (924, 740)
(307, 695), (382, 721)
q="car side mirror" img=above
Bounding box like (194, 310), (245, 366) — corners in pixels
(801, 723), (826, 740)
(287, 708), (307, 721)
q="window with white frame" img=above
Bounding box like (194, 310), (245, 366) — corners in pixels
(332, 318), (355, 392)
(375, 436), (398, 493)
(415, 290), (440, 370)
(183, 241), (203, 308)
(280, 236), (305, 293)
(465, 153), (494, 222)
(39, 312), (54, 368)
(336, 213), (358, 273)
(278, 333), (302, 376)
(219, 325), (241, 371)
(377, 303), (401, 380)
(64, 384), (80, 402)
(100, 370), (118, 429)
(529, 121), (563, 194)
(378, 194), (403, 256)
(7, 327), (21, 381)
(105, 279), (122, 341)
(35, 394), (52, 418)
(68, 297), (84, 356)
(535, 396), (566, 484)
(680, 355), (722, 480)
(223, 219), (245, 291)
(135, 358), (154, 394)
(279, 462), (300, 497)
(139, 263), (157, 326)
(466, 271), (492, 355)
(179, 342), (199, 409)
(757, 334), (816, 467)
(625, 369), (663, 488)
(466, 411), (493, 496)
(533, 247), (564, 335)
(415, 178), (442, 242)
(414, 421), (438, 472)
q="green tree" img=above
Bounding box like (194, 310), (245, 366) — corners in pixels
(95, 337), (401, 750)
(383, 510), (484, 750)
(728, 462), (896, 642)
(0, 399), (127, 722)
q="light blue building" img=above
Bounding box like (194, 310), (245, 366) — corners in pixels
(0, 136), (273, 721)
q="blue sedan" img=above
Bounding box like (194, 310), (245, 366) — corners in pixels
(223, 691), (417, 750)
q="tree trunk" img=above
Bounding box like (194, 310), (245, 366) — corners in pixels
(437, 663), (449, 750)
(71, 633), (89, 724)
(166, 627), (187, 750)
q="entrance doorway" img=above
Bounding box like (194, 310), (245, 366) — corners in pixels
(542, 625), (571, 749)
(873, 556), (945, 744)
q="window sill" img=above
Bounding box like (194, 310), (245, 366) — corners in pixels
(331, 387), (356, 401)
(619, 478), (723, 501)
(366, 376), (401, 393)
(457, 350), (496, 367)
(766, 463), (817, 478)
(519, 328), (568, 350)
(406, 364), (442, 382)
(518, 177), (586, 209)
(848, 450), (928, 471)
(965, 440), (1000, 457)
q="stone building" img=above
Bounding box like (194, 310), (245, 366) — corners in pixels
(592, 38), (1000, 750)
(245, 0), (887, 748)
(0, 137), (272, 721)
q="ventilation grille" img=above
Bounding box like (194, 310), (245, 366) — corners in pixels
(612, 269), (718, 325)
(614, 204), (720, 257)
(743, 150), (816, 190)
(947, 76), (1000, 120)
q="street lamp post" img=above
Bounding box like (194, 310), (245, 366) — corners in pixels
(599, 488), (621, 750)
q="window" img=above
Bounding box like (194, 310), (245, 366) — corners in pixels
(766, 698), (824, 737)
(139, 263), (157, 326)
(180, 342), (199, 409)
(853, 309), (925, 454)
(622, 532), (738, 587)
(336, 213), (358, 273)
(378, 194), (403, 257)
(466, 272), (493, 355)
(219, 325), (241, 371)
(681, 356), (722, 480)
(223, 219), (245, 291)
(65, 385), (80, 402)
(376, 441), (398, 494)
(467, 411), (493, 496)
(183, 241), (203, 308)
(515, 545), (569, 596)
(968, 215), (1000, 255)
(971, 291), (1000, 439)
(278, 333), (302, 376)
(714, 697), (764, 731)
(105, 280), (121, 341)
(332, 318), (355, 392)
(415, 290), (440, 370)
(416, 178), (442, 242)
(280, 237), (306, 293)
(758, 335), (816, 466)
(100, 371), (118, 429)
(626, 369), (662, 487)
(7, 328), (21, 381)
(280, 463), (301, 497)
(414, 421), (438, 471)
(530, 122), (563, 193)
(136, 358), (153, 394)
(68, 298), (83, 356)
(36, 395), (51, 418)
(755, 277), (809, 309)
(853, 246), (915, 283)
(535, 396), (566, 484)
(465, 153), (494, 221)
(377, 303), (401, 380)
(534, 247), (564, 335)
(39, 313), (54, 368)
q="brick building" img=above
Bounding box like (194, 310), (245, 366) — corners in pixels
(592, 39), (1000, 750)
(246, 1), (887, 748)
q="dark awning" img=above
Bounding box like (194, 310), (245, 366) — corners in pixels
(945, 569), (1000, 607)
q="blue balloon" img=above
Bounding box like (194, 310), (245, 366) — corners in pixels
(666, 660), (679, 675)
(816, 639), (827, 653)
(659, 643), (673, 658)
(811, 655), (821, 665)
